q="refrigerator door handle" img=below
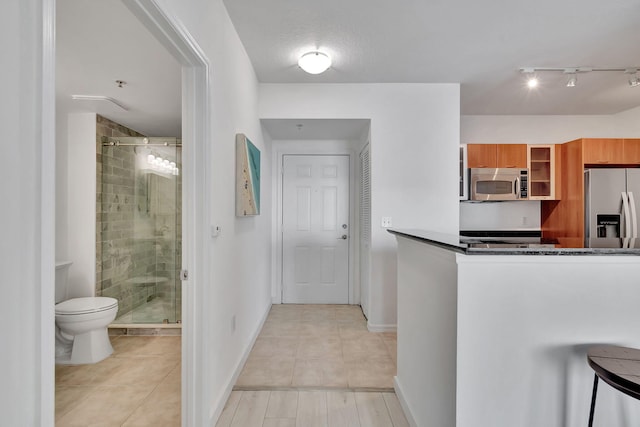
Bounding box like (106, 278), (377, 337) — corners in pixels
(629, 191), (638, 238)
(622, 191), (632, 238)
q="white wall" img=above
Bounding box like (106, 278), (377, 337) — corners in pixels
(1, 0), (55, 424)
(457, 255), (640, 427)
(395, 237), (458, 427)
(154, 1), (272, 424)
(461, 107), (640, 144)
(63, 113), (97, 298)
(460, 201), (541, 231)
(259, 83), (460, 328)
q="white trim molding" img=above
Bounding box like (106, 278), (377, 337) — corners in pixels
(41, 0), (57, 423)
(122, 1), (211, 425)
(394, 376), (418, 427)
(367, 322), (397, 333)
(208, 302), (271, 420)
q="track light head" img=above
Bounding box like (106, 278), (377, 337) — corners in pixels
(563, 69), (577, 87)
(521, 68), (538, 89)
(626, 69), (640, 87)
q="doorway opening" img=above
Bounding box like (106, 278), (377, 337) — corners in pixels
(49, 0), (210, 424)
(263, 118), (371, 306)
(281, 154), (351, 304)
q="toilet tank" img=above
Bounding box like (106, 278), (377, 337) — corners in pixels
(55, 261), (73, 303)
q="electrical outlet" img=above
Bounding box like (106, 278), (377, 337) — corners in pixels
(522, 216), (528, 225)
(381, 217), (393, 228)
(231, 315), (236, 333)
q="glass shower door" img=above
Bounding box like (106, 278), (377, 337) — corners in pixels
(131, 139), (182, 324)
(99, 136), (181, 325)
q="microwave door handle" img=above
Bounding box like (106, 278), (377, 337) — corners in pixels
(622, 191), (631, 238)
(515, 177), (520, 199)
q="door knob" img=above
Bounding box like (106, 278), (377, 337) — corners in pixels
(338, 235), (348, 240)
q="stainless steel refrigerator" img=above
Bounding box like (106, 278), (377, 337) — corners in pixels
(585, 168), (640, 245)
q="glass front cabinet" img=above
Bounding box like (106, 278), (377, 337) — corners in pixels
(527, 144), (558, 200)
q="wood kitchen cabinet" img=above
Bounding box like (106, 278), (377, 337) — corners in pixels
(528, 145), (558, 200)
(497, 144), (528, 168)
(542, 137), (640, 242)
(623, 139), (640, 164)
(467, 144), (527, 168)
(467, 144), (497, 168)
(582, 138), (624, 164)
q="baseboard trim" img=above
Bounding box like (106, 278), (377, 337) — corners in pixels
(367, 322), (397, 333)
(394, 376), (417, 427)
(208, 301), (271, 424)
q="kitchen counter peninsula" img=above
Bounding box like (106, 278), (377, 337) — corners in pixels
(389, 228), (640, 427)
(389, 228), (640, 255)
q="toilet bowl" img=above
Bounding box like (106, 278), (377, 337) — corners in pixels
(55, 262), (119, 365)
(55, 297), (118, 365)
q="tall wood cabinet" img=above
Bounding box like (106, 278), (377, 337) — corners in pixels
(542, 138), (640, 244)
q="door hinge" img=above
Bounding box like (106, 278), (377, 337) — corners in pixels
(180, 269), (189, 281)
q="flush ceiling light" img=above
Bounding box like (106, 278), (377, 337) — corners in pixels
(298, 51), (332, 74)
(520, 67), (640, 89)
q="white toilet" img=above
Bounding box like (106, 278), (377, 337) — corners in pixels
(55, 261), (118, 365)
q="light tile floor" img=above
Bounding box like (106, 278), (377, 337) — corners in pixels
(55, 336), (181, 426)
(216, 390), (409, 427)
(55, 305), (404, 426)
(236, 304), (397, 390)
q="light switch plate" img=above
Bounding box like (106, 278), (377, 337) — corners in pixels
(381, 217), (393, 228)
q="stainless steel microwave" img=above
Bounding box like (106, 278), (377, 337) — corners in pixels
(469, 168), (529, 201)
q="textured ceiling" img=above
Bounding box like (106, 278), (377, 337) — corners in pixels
(56, 0), (181, 137)
(223, 0), (640, 115)
(56, 0), (640, 139)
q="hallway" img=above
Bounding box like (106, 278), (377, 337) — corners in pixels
(216, 304), (408, 426)
(236, 304), (396, 389)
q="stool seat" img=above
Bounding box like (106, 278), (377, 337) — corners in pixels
(587, 345), (640, 426)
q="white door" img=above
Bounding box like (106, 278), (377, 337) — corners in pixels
(282, 155), (350, 303)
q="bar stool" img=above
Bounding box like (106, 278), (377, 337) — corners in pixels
(587, 345), (640, 427)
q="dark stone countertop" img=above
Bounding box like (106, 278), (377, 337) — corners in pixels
(388, 229), (640, 255)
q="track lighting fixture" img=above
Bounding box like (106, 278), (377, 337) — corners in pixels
(519, 67), (640, 89)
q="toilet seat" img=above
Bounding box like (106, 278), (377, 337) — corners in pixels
(55, 297), (118, 315)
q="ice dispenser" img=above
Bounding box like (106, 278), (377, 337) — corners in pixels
(596, 214), (621, 238)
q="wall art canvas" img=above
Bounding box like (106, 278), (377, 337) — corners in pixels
(236, 133), (261, 216)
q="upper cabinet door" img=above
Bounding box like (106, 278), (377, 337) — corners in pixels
(582, 138), (624, 164)
(623, 139), (640, 164)
(497, 144), (528, 168)
(467, 144), (497, 168)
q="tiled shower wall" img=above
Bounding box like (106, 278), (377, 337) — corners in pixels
(95, 115), (182, 322)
